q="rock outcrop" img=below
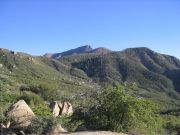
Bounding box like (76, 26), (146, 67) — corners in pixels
(61, 102), (73, 115)
(49, 101), (61, 117)
(49, 101), (73, 117)
(7, 100), (36, 128)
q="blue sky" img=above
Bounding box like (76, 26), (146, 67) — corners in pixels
(0, 0), (180, 58)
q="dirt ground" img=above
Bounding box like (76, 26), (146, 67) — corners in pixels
(57, 131), (127, 135)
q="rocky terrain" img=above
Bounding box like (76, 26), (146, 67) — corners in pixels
(0, 100), (72, 135)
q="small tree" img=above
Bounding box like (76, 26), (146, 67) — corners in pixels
(72, 85), (163, 134)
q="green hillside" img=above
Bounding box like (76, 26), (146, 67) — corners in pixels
(0, 48), (99, 99)
(0, 47), (180, 134)
(58, 47), (180, 109)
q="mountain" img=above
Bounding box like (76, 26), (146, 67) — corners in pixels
(90, 47), (112, 54)
(0, 48), (99, 99)
(44, 45), (111, 59)
(57, 47), (180, 102)
(1, 46), (179, 135)
(0, 46), (180, 108)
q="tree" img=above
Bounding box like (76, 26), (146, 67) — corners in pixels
(71, 85), (163, 134)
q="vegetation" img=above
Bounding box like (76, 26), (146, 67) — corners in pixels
(26, 116), (57, 135)
(0, 47), (180, 134)
(70, 86), (163, 135)
(59, 47), (180, 95)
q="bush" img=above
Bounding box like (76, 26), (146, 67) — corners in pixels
(32, 104), (52, 117)
(18, 91), (44, 106)
(71, 86), (163, 134)
(162, 115), (180, 135)
(20, 84), (55, 101)
(26, 116), (57, 134)
(56, 116), (83, 132)
(18, 91), (52, 117)
(0, 110), (6, 123)
(0, 91), (20, 123)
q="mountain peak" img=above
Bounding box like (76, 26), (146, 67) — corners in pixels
(71, 45), (93, 53)
(44, 45), (111, 59)
(80, 45), (93, 51)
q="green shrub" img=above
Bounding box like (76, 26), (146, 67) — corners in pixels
(0, 110), (6, 123)
(26, 116), (57, 134)
(71, 86), (163, 134)
(20, 84), (55, 101)
(0, 91), (21, 123)
(18, 91), (44, 106)
(56, 116), (83, 132)
(32, 104), (52, 117)
(162, 115), (180, 135)
(18, 91), (52, 117)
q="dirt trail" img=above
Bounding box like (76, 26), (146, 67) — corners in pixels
(57, 131), (127, 135)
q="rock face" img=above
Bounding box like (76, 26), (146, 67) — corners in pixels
(49, 101), (73, 117)
(7, 100), (35, 128)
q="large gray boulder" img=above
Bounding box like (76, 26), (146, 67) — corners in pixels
(7, 100), (36, 128)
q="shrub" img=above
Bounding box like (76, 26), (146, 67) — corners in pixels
(71, 86), (163, 134)
(18, 91), (44, 106)
(18, 91), (52, 117)
(26, 116), (57, 134)
(56, 116), (83, 132)
(0, 109), (6, 123)
(32, 104), (52, 117)
(162, 115), (180, 135)
(20, 84), (55, 101)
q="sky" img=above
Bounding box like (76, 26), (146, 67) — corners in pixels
(0, 0), (180, 58)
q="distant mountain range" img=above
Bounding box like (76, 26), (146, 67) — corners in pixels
(44, 45), (112, 59)
(0, 46), (180, 108)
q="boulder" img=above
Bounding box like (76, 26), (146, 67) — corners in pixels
(49, 101), (73, 117)
(7, 100), (36, 128)
(49, 101), (60, 117)
(61, 102), (73, 115)
(57, 101), (63, 109)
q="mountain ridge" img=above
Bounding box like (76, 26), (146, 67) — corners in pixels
(0, 46), (180, 118)
(0, 46), (180, 96)
(44, 45), (112, 59)
(56, 46), (180, 95)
